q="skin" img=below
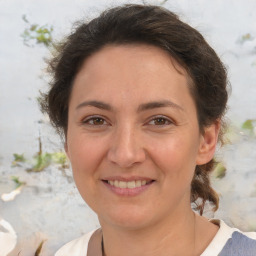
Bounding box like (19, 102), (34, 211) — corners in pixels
(66, 44), (220, 256)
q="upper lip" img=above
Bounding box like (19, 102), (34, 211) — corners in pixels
(102, 176), (155, 182)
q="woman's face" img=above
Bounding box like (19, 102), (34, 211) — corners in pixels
(66, 44), (217, 230)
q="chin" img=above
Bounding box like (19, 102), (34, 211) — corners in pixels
(99, 207), (153, 230)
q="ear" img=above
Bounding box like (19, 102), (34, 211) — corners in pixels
(196, 120), (220, 165)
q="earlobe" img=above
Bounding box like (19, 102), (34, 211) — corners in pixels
(196, 120), (220, 165)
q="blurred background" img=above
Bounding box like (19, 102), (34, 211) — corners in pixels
(0, 0), (256, 255)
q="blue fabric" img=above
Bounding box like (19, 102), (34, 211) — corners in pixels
(219, 231), (256, 256)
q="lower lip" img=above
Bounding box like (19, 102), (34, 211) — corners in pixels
(102, 181), (154, 196)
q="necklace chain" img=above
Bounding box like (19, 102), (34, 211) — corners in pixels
(101, 236), (105, 256)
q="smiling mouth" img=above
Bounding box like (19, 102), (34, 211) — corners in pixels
(103, 180), (154, 189)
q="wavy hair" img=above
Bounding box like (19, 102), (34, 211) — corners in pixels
(41, 4), (229, 215)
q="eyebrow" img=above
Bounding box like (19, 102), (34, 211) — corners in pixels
(76, 100), (112, 111)
(76, 100), (184, 112)
(137, 100), (184, 112)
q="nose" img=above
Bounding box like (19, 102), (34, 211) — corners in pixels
(107, 125), (146, 168)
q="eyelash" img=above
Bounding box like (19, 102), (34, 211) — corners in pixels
(147, 116), (173, 126)
(81, 115), (173, 127)
(82, 116), (109, 126)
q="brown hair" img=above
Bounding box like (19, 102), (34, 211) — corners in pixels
(41, 4), (229, 215)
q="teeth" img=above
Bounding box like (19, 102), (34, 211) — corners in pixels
(107, 180), (149, 188)
(127, 181), (136, 188)
(119, 181), (127, 189)
(114, 180), (119, 187)
(135, 180), (141, 187)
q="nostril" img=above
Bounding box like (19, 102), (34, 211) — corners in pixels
(107, 146), (146, 168)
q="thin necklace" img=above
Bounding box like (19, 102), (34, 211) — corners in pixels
(101, 235), (105, 256)
(193, 211), (197, 256)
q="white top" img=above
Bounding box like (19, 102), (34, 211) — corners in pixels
(55, 220), (256, 256)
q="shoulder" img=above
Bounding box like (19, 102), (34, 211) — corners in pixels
(219, 228), (256, 256)
(201, 219), (256, 256)
(55, 230), (95, 256)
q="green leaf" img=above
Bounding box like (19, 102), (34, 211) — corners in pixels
(51, 152), (67, 165)
(33, 153), (52, 172)
(30, 24), (38, 31)
(12, 153), (26, 167)
(11, 176), (26, 188)
(213, 162), (226, 179)
(242, 33), (253, 41)
(241, 119), (256, 135)
(13, 153), (26, 162)
(242, 119), (254, 130)
(21, 16), (54, 48)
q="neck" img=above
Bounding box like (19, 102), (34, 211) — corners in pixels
(100, 209), (198, 256)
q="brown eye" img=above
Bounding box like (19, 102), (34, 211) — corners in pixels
(83, 117), (107, 126)
(92, 118), (105, 125)
(149, 117), (171, 126)
(154, 118), (168, 125)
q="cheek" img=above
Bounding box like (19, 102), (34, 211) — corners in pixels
(150, 134), (197, 167)
(67, 134), (106, 195)
(68, 133), (105, 170)
(147, 133), (199, 187)
(68, 139), (103, 211)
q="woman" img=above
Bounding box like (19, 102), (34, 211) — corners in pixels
(41, 4), (256, 256)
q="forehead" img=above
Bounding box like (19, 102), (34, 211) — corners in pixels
(70, 44), (194, 111)
(79, 43), (188, 79)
